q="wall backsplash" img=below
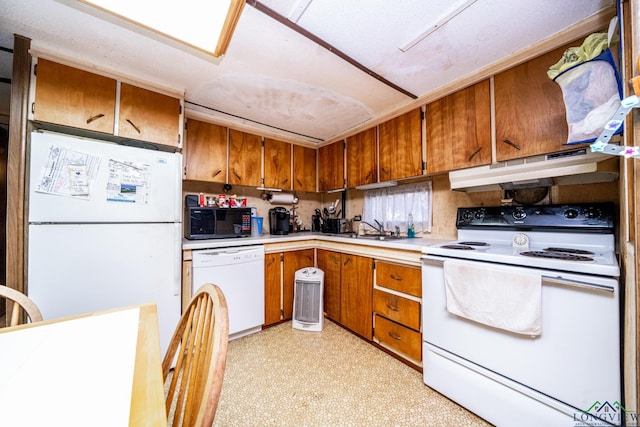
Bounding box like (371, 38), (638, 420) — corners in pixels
(183, 174), (619, 239)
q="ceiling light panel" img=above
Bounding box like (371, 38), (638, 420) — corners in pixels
(78, 0), (239, 56)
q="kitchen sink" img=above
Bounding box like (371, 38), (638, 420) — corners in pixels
(350, 234), (407, 241)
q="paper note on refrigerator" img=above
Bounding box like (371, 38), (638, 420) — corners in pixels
(106, 159), (151, 204)
(35, 145), (100, 199)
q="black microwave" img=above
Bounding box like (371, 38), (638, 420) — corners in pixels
(184, 207), (252, 239)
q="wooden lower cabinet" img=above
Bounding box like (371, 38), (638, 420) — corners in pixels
(373, 261), (422, 364)
(316, 249), (342, 321)
(264, 249), (314, 326)
(317, 249), (373, 340)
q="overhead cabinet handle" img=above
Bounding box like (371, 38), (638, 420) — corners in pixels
(467, 147), (482, 161)
(502, 139), (521, 150)
(126, 119), (141, 134)
(86, 113), (105, 124)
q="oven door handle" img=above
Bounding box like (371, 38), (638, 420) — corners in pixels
(541, 276), (615, 294)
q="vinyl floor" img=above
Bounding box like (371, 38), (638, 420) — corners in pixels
(213, 319), (492, 427)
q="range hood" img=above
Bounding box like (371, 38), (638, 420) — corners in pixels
(449, 148), (619, 192)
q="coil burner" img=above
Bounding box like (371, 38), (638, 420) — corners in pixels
(519, 250), (593, 261)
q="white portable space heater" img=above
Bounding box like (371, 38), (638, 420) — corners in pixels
(292, 267), (324, 332)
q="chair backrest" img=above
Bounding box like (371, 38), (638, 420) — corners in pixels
(163, 283), (229, 427)
(0, 285), (43, 327)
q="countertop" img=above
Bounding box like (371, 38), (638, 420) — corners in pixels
(182, 232), (450, 252)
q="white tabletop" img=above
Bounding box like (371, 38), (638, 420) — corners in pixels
(0, 307), (142, 426)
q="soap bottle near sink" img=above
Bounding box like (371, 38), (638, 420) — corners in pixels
(407, 213), (416, 238)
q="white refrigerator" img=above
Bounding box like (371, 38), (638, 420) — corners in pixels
(27, 131), (182, 354)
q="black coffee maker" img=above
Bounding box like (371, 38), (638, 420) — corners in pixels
(269, 207), (290, 235)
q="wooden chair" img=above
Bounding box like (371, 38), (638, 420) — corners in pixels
(0, 285), (43, 327)
(163, 284), (229, 427)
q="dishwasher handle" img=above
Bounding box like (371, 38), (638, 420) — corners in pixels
(193, 246), (265, 267)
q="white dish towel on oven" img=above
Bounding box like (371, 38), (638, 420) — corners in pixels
(443, 259), (542, 336)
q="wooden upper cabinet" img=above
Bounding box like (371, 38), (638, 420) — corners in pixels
(426, 80), (491, 174)
(346, 127), (377, 187)
(317, 141), (344, 191)
(379, 108), (423, 181)
(263, 138), (291, 190)
(118, 83), (181, 147)
(184, 119), (227, 182)
(228, 129), (262, 186)
(494, 39), (584, 161)
(33, 58), (116, 134)
(293, 145), (317, 192)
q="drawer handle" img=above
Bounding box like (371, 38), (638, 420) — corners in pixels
(86, 113), (105, 124)
(386, 303), (400, 312)
(388, 331), (402, 341)
(390, 274), (403, 281)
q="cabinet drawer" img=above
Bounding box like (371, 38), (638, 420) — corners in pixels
(374, 315), (422, 362)
(375, 262), (421, 297)
(373, 289), (420, 330)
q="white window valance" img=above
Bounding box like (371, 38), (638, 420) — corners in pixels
(362, 181), (432, 235)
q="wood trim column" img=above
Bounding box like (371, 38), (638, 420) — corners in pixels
(626, 0), (640, 415)
(6, 35), (31, 298)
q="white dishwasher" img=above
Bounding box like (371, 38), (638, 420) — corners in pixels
(192, 245), (265, 340)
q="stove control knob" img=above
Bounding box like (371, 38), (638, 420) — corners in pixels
(474, 211), (484, 220)
(512, 209), (527, 220)
(583, 207), (601, 219)
(564, 209), (579, 219)
(512, 232), (530, 249)
(461, 211), (473, 222)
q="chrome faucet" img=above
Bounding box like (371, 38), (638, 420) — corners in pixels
(361, 220), (385, 235)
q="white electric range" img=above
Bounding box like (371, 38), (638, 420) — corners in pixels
(421, 202), (622, 427)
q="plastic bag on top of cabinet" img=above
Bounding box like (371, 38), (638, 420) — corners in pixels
(548, 31), (622, 145)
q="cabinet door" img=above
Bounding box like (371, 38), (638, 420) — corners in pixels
(293, 145), (317, 192)
(118, 83), (181, 147)
(264, 138), (291, 189)
(495, 40), (582, 161)
(184, 119), (227, 182)
(283, 249), (315, 320)
(228, 129), (262, 186)
(426, 80), (491, 173)
(346, 128), (377, 187)
(379, 109), (422, 181)
(34, 59), (116, 134)
(264, 253), (282, 326)
(340, 254), (373, 340)
(317, 249), (341, 321)
(317, 141), (344, 191)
